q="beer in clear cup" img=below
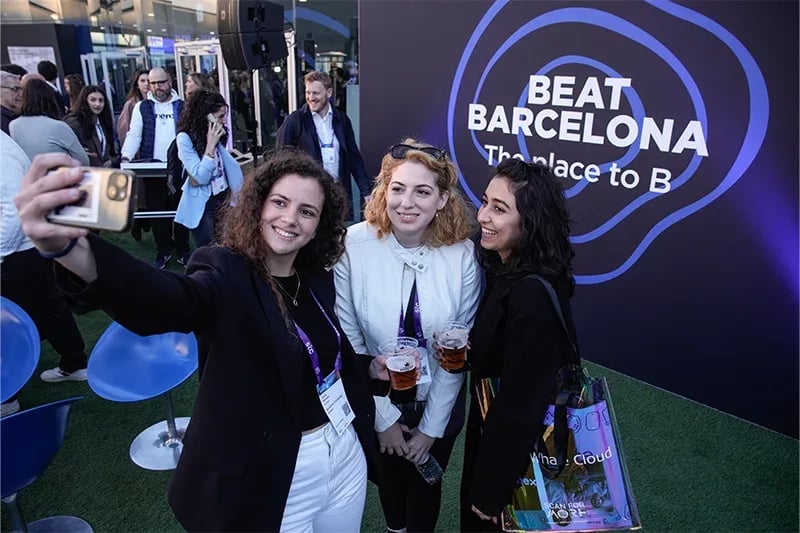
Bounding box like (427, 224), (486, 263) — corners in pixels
(379, 336), (419, 391)
(434, 321), (469, 372)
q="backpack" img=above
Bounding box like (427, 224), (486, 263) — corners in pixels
(166, 138), (186, 195)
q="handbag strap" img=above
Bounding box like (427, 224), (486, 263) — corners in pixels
(525, 274), (580, 479)
(526, 275), (578, 360)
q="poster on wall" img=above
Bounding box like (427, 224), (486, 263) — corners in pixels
(7, 46), (57, 76)
(360, 0), (798, 436)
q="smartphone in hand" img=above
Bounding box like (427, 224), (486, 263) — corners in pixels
(206, 113), (217, 125)
(46, 167), (137, 232)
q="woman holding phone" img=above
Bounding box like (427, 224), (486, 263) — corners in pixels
(15, 148), (385, 532)
(174, 90), (243, 248)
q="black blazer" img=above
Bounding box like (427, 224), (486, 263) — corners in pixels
(464, 273), (577, 516)
(62, 236), (380, 531)
(63, 115), (115, 167)
(276, 104), (372, 211)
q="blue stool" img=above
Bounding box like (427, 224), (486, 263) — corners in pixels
(88, 322), (198, 471)
(0, 297), (41, 403)
(1, 396), (92, 532)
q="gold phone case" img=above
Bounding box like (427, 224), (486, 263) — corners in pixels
(47, 168), (137, 232)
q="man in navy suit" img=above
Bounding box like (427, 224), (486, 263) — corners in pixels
(276, 71), (372, 218)
(37, 60), (69, 115)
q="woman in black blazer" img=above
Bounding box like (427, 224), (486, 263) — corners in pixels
(64, 84), (116, 167)
(16, 149), (384, 532)
(460, 159), (578, 531)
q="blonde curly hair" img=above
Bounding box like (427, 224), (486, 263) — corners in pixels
(364, 138), (473, 247)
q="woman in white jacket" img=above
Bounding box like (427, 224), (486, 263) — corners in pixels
(174, 90), (243, 248)
(334, 139), (481, 532)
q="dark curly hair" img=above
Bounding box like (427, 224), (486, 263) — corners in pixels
(478, 159), (575, 292)
(66, 85), (115, 156)
(176, 90), (229, 156)
(220, 147), (348, 282)
(19, 79), (60, 119)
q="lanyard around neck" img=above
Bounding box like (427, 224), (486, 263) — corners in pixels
(292, 288), (342, 386)
(398, 280), (426, 348)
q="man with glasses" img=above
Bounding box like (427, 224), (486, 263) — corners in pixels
(0, 70), (23, 135)
(277, 71), (372, 219)
(121, 67), (191, 269)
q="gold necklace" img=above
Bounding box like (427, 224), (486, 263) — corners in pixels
(275, 273), (301, 306)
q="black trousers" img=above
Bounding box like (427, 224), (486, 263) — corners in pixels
(460, 399), (503, 532)
(1, 248), (87, 372)
(379, 386), (466, 532)
(143, 178), (190, 255)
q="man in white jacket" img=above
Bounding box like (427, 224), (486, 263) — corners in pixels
(121, 67), (190, 268)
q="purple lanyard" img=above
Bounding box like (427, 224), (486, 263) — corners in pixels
(398, 284), (427, 349)
(293, 290), (342, 386)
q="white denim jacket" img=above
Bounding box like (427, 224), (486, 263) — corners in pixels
(334, 221), (481, 437)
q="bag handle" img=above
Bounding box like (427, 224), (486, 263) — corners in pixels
(525, 275), (580, 479)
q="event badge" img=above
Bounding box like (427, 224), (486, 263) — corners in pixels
(210, 176), (227, 196)
(317, 370), (355, 435)
(321, 145), (336, 166)
(416, 346), (432, 385)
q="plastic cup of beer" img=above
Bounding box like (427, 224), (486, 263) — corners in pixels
(434, 321), (469, 372)
(380, 336), (419, 391)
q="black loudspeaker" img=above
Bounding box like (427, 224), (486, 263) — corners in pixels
(217, 0), (287, 71)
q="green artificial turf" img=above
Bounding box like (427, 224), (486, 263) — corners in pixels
(2, 231), (798, 532)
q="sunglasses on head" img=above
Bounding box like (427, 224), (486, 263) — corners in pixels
(389, 143), (447, 161)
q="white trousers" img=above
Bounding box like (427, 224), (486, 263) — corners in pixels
(280, 423), (368, 533)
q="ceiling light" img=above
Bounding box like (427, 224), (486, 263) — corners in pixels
(50, 14), (58, 20)
(147, 29), (153, 33)
(147, 12), (155, 17)
(273, 66), (282, 73)
(209, 31), (215, 35)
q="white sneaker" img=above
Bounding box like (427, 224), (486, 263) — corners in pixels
(40, 367), (88, 383)
(0, 400), (20, 417)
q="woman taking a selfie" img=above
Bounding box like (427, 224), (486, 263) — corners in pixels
(460, 159), (577, 531)
(174, 90), (243, 248)
(15, 148), (383, 532)
(64, 85), (117, 167)
(334, 138), (481, 532)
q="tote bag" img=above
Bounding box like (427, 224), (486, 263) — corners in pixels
(475, 276), (641, 532)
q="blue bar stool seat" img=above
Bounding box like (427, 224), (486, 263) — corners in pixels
(88, 322), (198, 471)
(1, 396), (92, 532)
(1, 297), (41, 403)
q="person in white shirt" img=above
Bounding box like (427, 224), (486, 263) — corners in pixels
(334, 138), (481, 532)
(276, 71), (372, 219)
(120, 67), (190, 269)
(0, 134), (89, 412)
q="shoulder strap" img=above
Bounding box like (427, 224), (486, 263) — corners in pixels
(526, 275), (578, 359)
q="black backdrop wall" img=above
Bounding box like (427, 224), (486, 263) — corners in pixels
(360, 0), (799, 437)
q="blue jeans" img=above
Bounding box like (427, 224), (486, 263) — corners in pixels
(191, 192), (227, 249)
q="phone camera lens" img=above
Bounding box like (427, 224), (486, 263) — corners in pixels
(114, 173), (128, 188)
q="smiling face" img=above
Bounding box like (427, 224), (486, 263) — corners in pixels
(87, 91), (105, 115)
(385, 161), (448, 248)
(477, 176), (523, 262)
(304, 80), (331, 114)
(260, 174), (325, 272)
